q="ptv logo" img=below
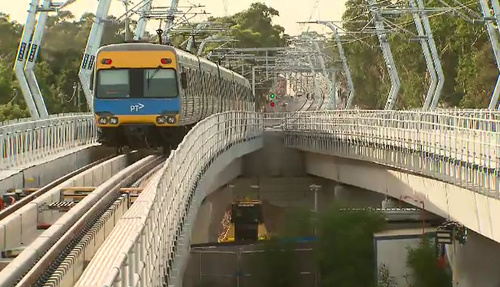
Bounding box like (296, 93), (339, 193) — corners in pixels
(130, 103), (144, 112)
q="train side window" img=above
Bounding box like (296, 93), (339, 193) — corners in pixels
(180, 72), (188, 89)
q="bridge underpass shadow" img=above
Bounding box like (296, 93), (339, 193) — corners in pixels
(184, 131), (432, 287)
(184, 241), (317, 287)
(190, 128), (394, 246)
(302, 152), (500, 287)
(303, 152), (479, 234)
(179, 128), (500, 287)
(186, 175), (390, 287)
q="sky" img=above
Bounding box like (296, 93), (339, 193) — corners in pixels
(3, 0), (348, 36)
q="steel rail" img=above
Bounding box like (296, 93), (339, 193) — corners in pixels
(0, 152), (117, 220)
(11, 155), (164, 286)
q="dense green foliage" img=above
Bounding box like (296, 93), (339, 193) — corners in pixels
(317, 206), (386, 287)
(251, 204), (386, 287)
(170, 3), (288, 51)
(278, 207), (316, 237)
(0, 11), (130, 121)
(341, 0), (497, 109)
(405, 238), (452, 287)
(378, 264), (398, 287)
(251, 238), (298, 287)
(169, 3), (289, 107)
(0, 3), (287, 120)
(255, 205), (453, 287)
(2, 0), (496, 120)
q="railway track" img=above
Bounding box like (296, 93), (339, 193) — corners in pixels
(0, 152), (164, 286)
(266, 98), (313, 129)
(0, 154), (116, 220)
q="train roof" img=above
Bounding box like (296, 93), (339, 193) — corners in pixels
(97, 42), (177, 53)
(174, 47), (250, 87)
(97, 42), (251, 88)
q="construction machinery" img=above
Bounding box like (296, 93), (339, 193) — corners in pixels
(218, 199), (269, 243)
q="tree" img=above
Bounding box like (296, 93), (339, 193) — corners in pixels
(198, 3), (289, 109)
(250, 207), (315, 287)
(339, 0), (496, 109)
(405, 238), (452, 287)
(0, 3), (289, 120)
(4, 0), (497, 118)
(316, 205), (386, 287)
(378, 264), (398, 287)
(0, 103), (29, 122)
(0, 11), (131, 120)
(251, 238), (297, 287)
(278, 207), (316, 238)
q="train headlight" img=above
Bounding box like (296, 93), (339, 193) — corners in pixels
(166, 116), (176, 124)
(156, 116), (166, 124)
(98, 117), (108, 124)
(109, 117), (118, 124)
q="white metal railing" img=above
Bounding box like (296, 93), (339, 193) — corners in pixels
(262, 97), (319, 128)
(283, 110), (500, 196)
(0, 113), (97, 169)
(75, 111), (263, 287)
(0, 112), (89, 127)
(5, 108), (497, 285)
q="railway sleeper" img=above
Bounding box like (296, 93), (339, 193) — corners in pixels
(60, 187), (143, 199)
(1, 156), (163, 287)
(35, 195), (129, 287)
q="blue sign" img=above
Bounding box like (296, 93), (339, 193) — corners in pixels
(88, 55), (95, 70)
(17, 42), (27, 62)
(28, 44), (37, 62)
(82, 54), (89, 69)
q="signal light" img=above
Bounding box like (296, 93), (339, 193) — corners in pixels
(270, 102), (275, 107)
(161, 58), (172, 64)
(270, 93), (275, 99)
(101, 59), (112, 65)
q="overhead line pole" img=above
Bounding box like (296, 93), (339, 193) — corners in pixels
(367, 0), (401, 110)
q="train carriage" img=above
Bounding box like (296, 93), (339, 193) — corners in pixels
(93, 42), (254, 152)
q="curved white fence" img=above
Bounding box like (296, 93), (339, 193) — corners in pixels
(284, 110), (500, 196)
(0, 112), (91, 127)
(0, 113), (97, 169)
(5, 108), (499, 286)
(76, 111), (263, 287)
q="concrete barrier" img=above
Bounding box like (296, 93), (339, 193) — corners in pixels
(0, 145), (115, 194)
(46, 195), (129, 286)
(0, 151), (144, 253)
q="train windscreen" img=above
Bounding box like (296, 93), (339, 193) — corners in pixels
(96, 69), (129, 98)
(144, 68), (178, 98)
(231, 203), (263, 224)
(95, 68), (178, 99)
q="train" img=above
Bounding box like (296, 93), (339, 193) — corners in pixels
(93, 42), (255, 153)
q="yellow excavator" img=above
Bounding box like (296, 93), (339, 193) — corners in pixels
(218, 199), (269, 243)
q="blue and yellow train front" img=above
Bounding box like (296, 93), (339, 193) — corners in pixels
(93, 49), (184, 150)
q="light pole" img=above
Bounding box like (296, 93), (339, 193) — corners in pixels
(250, 184), (260, 199)
(309, 184), (321, 236)
(309, 184), (321, 213)
(228, 184), (235, 200)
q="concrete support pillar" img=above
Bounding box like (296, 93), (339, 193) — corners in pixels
(447, 230), (500, 286)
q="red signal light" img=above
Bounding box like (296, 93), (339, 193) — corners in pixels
(161, 58), (172, 64)
(101, 58), (112, 65)
(270, 102), (275, 107)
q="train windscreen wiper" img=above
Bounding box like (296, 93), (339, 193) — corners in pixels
(146, 66), (161, 89)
